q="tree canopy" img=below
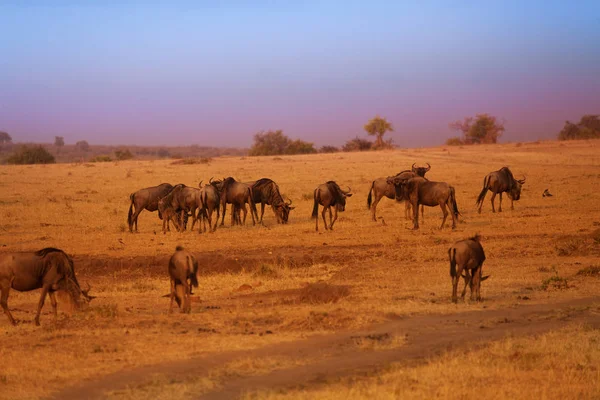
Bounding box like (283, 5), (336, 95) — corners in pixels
(364, 115), (394, 148)
(448, 113), (505, 144)
(0, 131), (12, 144)
(249, 130), (316, 156)
(558, 115), (600, 140)
(54, 136), (65, 147)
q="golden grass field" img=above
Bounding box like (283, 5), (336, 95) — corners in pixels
(1, 139), (600, 399)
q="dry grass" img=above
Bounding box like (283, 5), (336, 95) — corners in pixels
(1, 139), (600, 399)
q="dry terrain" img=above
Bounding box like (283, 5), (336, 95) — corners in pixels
(1, 140), (600, 399)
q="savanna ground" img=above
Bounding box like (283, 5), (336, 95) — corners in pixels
(1, 140), (600, 399)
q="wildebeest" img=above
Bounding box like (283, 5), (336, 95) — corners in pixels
(476, 167), (525, 213)
(168, 246), (198, 314)
(158, 184), (204, 233)
(367, 164), (430, 222)
(0, 248), (94, 325)
(127, 183), (174, 232)
(388, 176), (459, 230)
(196, 180), (221, 232)
(449, 234), (489, 303)
(312, 181), (353, 231)
(245, 178), (294, 224)
(210, 177), (258, 226)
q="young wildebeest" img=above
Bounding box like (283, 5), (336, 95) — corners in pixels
(312, 181), (353, 231)
(168, 246), (199, 314)
(0, 248), (94, 326)
(211, 177), (258, 226)
(245, 178), (294, 224)
(367, 163), (430, 222)
(476, 167), (525, 213)
(196, 180), (220, 233)
(449, 234), (489, 303)
(127, 183), (173, 232)
(158, 184), (204, 234)
(388, 176), (459, 230)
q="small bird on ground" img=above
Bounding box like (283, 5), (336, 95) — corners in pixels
(542, 189), (553, 197)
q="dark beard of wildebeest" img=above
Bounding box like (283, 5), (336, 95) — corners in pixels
(244, 178), (294, 224)
(127, 183), (174, 232)
(311, 181), (353, 232)
(157, 184), (204, 234)
(0, 248), (94, 326)
(210, 177), (258, 226)
(168, 246), (199, 314)
(196, 180), (220, 233)
(388, 176), (460, 230)
(448, 234), (490, 303)
(476, 167), (526, 214)
(367, 163), (431, 222)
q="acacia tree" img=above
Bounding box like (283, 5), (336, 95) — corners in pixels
(0, 131), (12, 144)
(364, 115), (393, 148)
(54, 136), (65, 147)
(449, 113), (505, 144)
(558, 115), (600, 140)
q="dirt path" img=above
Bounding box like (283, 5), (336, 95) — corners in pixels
(52, 296), (600, 400)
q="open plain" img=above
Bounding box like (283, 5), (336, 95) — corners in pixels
(1, 140), (600, 399)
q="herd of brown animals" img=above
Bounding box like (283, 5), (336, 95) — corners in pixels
(1, 165), (525, 323)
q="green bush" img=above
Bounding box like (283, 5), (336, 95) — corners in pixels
(6, 145), (55, 164)
(342, 137), (373, 152)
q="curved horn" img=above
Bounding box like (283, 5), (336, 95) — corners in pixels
(412, 163), (417, 170)
(347, 186), (352, 193)
(425, 163), (431, 171)
(198, 180), (203, 188)
(286, 198), (293, 206)
(209, 177), (214, 184)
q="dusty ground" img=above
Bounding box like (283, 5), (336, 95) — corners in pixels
(1, 139), (600, 399)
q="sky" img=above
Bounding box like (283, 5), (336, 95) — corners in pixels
(1, 1), (599, 148)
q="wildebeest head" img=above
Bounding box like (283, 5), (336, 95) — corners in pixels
(386, 176), (411, 201)
(277, 197), (295, 223)
(41, 249), (95, 306)
(508, 176), (526, 200)
(411, 163), (431, 177)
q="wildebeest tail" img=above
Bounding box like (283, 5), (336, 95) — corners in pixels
(127, 193), (134, 226)
(449, 186), (460, 217)
(311, 189), (319, 219)
(367, 181), (374, 209)
(187, 255), (199, 288)
(449, 248), (457, 277)
(248, 188), (259, 220)
(475, 176), (489, 207)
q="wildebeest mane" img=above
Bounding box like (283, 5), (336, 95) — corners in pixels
(325, 181), (345, 205)
(468, 233), (482, 242)
(254, 178), (284, 206)
(499, 167), (516, 189)
(35, 247), (68, 258)
(35, 247), (78, 284)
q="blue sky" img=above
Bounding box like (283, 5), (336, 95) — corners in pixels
(1, 1), (599, 147)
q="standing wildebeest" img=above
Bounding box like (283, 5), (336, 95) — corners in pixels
(127, 183), (174, 232)
(388, 176), (459, 230)
(158, 184), (204, 233)
(312, 181), (353, 231)
(367, 163), (430, 222)
(476, 167), (526, 213)
(0, 248), (94, 325)
(449, 234), (489, 303)
(245, 178), (294, 224)
(211, 177), (258, 226)
(196, 180), (220, 233)
(168, 246), (199, 314)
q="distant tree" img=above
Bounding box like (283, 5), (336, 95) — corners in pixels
(558, 115), (600, 140)
(6, 145), (55, 164)
(285, 139), (317, 154)
(342, 137), (373, 152)
(364, 115), (394, 148)
(54, 136), (65, 147)
(320, 145), (339, 153)
(449, 113), (505, 144)
(249, 130), (291, 156)
(75, 140), (90, 151)
(0, 131), (12, 144)
(115, 148), (134, 160)
(157, 148), (170, 158)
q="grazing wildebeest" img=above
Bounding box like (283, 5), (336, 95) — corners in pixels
(449, 234), (489, 303)
(211, 177), (258, 226)
(476, 167), (525, 213)
(158, 184), (204, 233)
(168, 246), (199, 314)
(388, 176), (459, 230)
(196, 180), (220, 233)
(312, 181), (353, 231)
(0, 248), (94, 326)
(367, 164), (430, 222)
(245, 178), (294, 224)
(127, 183), (173, 232)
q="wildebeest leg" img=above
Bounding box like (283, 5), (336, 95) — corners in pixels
(34, 285), (50, 326)
(490, 192), (497, 213)
(130, 205), (143, 233)
(370, 194), (382, 222)
(241, 204), (248, 225)
(439, 203), (448, 229)
(511, 197), (514, 210)
(461, 271), (471, 299)
(220, 201), (227, 226)
(1, 283), (16, 325)
(169, 280), (176, 314)
(498, 193), (503, 212)
(405, 202), (412, 220)
(330, 207), (339, 229)
(472, 266), (482, 301)
(421, 205), (424, 221)
(451, 266), (462, 303)
(260, 203), (266, 223)
(412, 201), (420, 230)
(321, 206), (329, 230)
(49, 291), (58, 318)
(181, 281), (191, 313)
(328, 207), (333, 229)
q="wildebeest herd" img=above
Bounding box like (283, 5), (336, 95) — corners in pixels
(1, 165), (526, 324)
